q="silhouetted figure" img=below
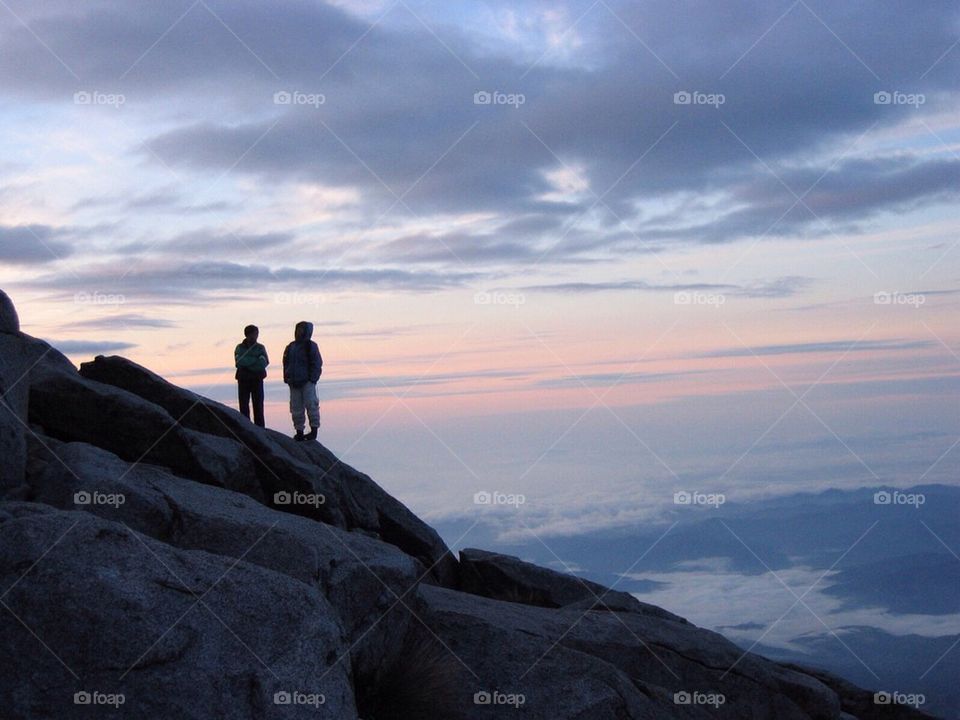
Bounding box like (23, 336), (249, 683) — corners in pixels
(282, 321), (322, 441)
(234, 324), (269, 427)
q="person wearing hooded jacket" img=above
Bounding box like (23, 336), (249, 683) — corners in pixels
(282, 320), (323, 441)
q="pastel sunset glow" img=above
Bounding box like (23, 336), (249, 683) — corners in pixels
(1, 0), (957, 535)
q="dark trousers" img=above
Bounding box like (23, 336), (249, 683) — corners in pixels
(238, 376), (265, 427)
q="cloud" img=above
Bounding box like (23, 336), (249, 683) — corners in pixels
(1, 0), (958, 267)
(18, 259), (483, 300)
(48, 340), (137, 355)
(0, 225), (73, 265)
(518, 276), (812, 298)
(695, 339), (934, 359)
(631, 564), (960, 651)
(635, 157), (960, 246)
(68, 313), (177, 330)
(533, 369), (706, 390)
(71, 188), (234, 215)
(193, 367), (531, 403)
(115, 230), (296, 257)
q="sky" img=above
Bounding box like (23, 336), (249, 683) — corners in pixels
(1, 0), (959, 540)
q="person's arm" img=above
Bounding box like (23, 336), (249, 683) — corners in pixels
(234, 344), (249, 369)
(282, 344), (290, 383)
(309, 344), (322, 383)
(250, 344), (268, 372)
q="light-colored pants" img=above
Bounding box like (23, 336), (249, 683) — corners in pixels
(289, 382), (320, 431)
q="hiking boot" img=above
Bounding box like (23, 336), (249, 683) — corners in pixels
(305, 427), (318, 441)
(293, 430), (305, 441)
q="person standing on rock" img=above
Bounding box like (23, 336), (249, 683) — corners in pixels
(282, 321), (322, 441)
(234, 325), (269, 428)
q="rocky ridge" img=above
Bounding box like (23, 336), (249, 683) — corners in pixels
(0, 290), (937, 719)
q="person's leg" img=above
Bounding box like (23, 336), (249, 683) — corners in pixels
(252, 379), (265, 428)
(304, 383), (320, 440)
(289, 385), (306, 438)
(238, 378), (251, 420)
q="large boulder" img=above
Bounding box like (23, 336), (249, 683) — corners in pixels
(0, 289), (18, 333)
(416, 584), (851, 719)
(784, 665), (936, 720)
(0, 503), (356, 719)
(24, 438), (424, 689)
(78, 354), (456, 585)
(0, 329), (72, 492)
(459, 548), (686, 621)
(27, 363), (276, 508)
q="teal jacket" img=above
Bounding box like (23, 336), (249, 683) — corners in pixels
(235, 340), (269, 380)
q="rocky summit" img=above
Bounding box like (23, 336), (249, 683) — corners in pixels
(0, 290), (938, 719)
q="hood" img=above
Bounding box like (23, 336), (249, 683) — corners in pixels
(294, 321), (314, 341)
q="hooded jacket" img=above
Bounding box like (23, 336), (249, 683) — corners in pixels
(282, 321), (323, 387)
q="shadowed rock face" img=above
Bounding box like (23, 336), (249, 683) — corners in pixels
(0, 332), (72, 493)
(0, 289), (18, 333)
(76, 354), (456, 586)
(0, 291), (940, 719)
(0, 503), (355, 719)
(459, 547), (687, 621)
